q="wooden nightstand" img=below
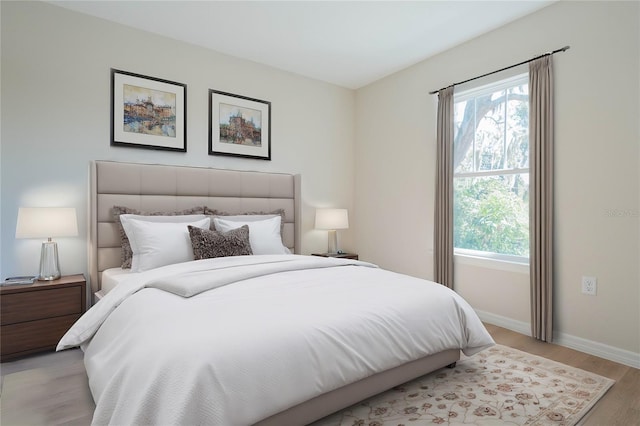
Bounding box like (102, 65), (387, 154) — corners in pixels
(312, 253), (359, 260)
(0, 274), (86, 361)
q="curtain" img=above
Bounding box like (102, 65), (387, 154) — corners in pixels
(434, 86), (454, 289)
(529, 56), (554, 341)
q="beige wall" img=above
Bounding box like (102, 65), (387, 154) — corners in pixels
(1, 1), (356, 278)
(355, 1), (639, 362)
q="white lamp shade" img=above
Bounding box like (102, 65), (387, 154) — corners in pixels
(315, 208), (349, 230)
(16, 207), (78, 239)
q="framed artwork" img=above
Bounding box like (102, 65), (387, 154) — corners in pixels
(209, 90), (271, 160)
(111, 69), (187, 152)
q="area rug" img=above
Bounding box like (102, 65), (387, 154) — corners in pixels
(312, 345), (614, 426)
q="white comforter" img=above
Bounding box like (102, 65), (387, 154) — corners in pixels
(58, 255), (494, 425)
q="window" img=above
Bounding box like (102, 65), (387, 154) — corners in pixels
(453, 74), (529, 263)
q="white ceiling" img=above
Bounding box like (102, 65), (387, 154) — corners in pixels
(49, 1), (554, 89)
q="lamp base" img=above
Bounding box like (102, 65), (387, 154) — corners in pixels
(327, 229), (338, 254)
(39, 240), (61, 281)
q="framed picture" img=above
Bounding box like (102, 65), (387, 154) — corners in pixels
(111, 69), (186, 152)
(209, 90), (271, 160)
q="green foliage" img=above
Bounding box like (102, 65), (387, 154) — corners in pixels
(454, 177), (529, 257)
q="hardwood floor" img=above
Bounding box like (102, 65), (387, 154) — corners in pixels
(1, 324), (638, 425)
(0, 348), (93, 425)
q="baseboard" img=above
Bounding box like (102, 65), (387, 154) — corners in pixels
(475, 310), (531, 336)
(553, 332), (640, 369)
(475, 309), (640, 369)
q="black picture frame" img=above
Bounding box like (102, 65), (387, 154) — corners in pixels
(111, 69), (187, 152)
(209, 89), (271, 160)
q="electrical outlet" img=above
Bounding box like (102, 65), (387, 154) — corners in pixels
(582, 276), (597, 295)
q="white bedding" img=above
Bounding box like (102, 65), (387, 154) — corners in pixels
(58, 255), (494, 425)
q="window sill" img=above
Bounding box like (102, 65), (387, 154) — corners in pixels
(454, 252), (529, 274)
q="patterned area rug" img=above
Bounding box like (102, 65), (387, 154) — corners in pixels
(313, 345), (614, 426)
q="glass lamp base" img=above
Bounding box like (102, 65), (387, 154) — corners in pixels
(39, 241), (61, 281)
(327, 230), (338, 254)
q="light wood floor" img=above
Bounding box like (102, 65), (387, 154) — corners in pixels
(1, 324), (638, 425)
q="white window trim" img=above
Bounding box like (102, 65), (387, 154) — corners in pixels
(455, 73), (528, 101)
(455, 168), (529, 179)
(455, 248), (529, 274)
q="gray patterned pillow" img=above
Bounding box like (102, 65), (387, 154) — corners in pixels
(112, 206), (205, 268)
(188, 225), (252, 260)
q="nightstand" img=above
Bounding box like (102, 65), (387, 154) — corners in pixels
(1, 274), (86, 361)
(312, 253), (359, 260)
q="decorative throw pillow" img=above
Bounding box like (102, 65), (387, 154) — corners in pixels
(112, 206), (205, 268)
(188, 225), (252, 260)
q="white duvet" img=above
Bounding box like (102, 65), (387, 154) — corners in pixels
(58, 255), (494, 425)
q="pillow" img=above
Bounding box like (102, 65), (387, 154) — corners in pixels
(112, 206), (205, 268)
(204, 208), (286, 236)
(188, 225), (252, 260)
(213, 216), (290, 255)
(120, 216), (211, 272)
(214, 214), (279, 222)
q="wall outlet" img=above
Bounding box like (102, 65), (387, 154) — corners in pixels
(582, 276), (597, 295)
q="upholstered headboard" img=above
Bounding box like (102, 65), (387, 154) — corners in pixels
(89, 160), (301, 298)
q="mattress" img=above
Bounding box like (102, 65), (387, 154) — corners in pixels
(100, 267), (133, 294)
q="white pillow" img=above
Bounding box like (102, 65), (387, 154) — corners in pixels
(121, 216), (211, 272)
(214, 214), (279, 222)
(213, 216), (290, 255)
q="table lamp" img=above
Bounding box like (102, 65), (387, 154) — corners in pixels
(315, 208), (349, 254)
(15, 207), (78, 281)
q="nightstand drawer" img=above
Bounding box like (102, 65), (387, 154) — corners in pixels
(1, 286), (83, 324)
(1, 314), (81, 359)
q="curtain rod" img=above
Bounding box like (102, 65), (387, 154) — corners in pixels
(428, 45), (570, 95)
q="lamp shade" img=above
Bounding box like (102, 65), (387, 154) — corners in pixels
(16, 207), (78, 239)
(315, 208), (349, 230)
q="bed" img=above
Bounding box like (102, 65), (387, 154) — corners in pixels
(58, 160), (494, 425)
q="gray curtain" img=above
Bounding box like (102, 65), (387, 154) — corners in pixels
(529, 56), (554, 341)
(434, 86), (454, 289)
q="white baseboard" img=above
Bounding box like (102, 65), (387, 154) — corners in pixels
(475, 309), (640, 369)
(475, 310), (531, 335)
(553, 332), (640, 369)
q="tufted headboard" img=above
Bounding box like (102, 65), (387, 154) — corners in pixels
(88, 160), (301, 298)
